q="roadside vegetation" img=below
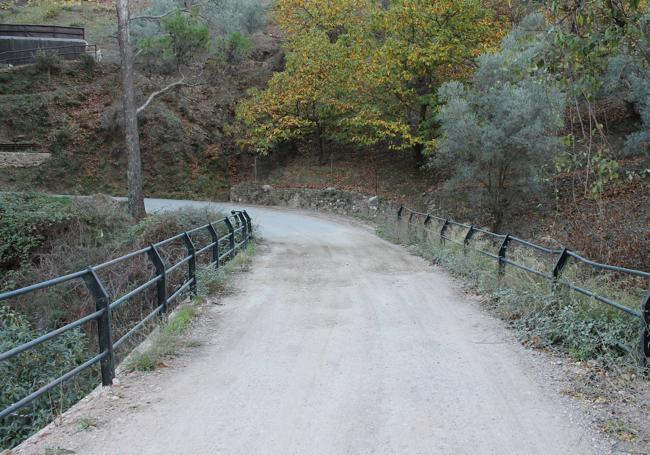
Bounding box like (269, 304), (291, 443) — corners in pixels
(126, 242), (257, 372)
(377, 211), (650, 450)
(1, 0), (646, 274)
(0, 192), (246, 449)
(378, 216), (646, 371)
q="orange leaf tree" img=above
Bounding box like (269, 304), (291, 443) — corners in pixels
(236, 0), (507, 163)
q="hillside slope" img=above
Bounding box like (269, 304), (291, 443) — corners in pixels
(0, 1), (648, 272)
(0, 0), (283, 199)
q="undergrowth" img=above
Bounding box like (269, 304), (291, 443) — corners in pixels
(0, 193), (231, 449)
(0, 306), (95, 448)
(378, 220), (645, 374)
(125, 305), (198, 372)
(126, 240), (259, 372)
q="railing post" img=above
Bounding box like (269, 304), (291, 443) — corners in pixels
(551, 247), (570, 281)
(182, 232), (197, 297)
(83, 268), (114, 386)
(147, 245), (167, 313)
(497, 234), (511, 276)
(231, 210), (241, 228)
(224, 216), (236, 259)
(641, 288), (650, 368)
(238, 212), (249, 248)
(207, 223), (220, 267)
(242, 210), (253, 239)
(440, 219), (450, 244)
(463, 225), (475, 255)
(422, 215), (432, 242)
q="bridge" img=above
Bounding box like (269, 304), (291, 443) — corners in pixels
(10, 199), (599, 454)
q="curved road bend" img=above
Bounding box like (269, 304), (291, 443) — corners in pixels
(16, 199), (598, 454)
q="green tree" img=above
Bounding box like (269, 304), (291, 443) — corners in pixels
(433, 15), (567, 231)
(236, 0), (506, 163)
(370, 0), (506, 161)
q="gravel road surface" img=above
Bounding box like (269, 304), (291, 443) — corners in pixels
(15, 199), (601, 455)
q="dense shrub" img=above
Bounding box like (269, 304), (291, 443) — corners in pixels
(78, 52), (96, 73)
(34, 50), (60, 77)
(139, 11), (210, 69)
(0, 306), (95, 449)
(433, 15), (566, 231)
(602, 11), (650, 158)
(222, 31), (253, 64)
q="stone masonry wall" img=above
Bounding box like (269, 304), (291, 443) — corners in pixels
(230, 183), (403, 224)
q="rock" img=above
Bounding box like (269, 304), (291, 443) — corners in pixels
(368, 196), (379, 205)
(325, 187), (336, 192)
(262, 184), (273, 192)
(288, 194), (301, 209)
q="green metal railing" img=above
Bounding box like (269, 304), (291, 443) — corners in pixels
(0, 210), (253, 422)
(398, 205), (650, 366)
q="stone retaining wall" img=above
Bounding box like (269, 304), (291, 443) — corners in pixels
(230, 183), (402, 223)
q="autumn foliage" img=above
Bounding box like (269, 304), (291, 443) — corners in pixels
(236, 0), (507, 161)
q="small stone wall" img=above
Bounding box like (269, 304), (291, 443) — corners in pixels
(230, 183), (402, 223)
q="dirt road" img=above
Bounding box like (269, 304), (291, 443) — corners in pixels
(16, 200), (601, 454)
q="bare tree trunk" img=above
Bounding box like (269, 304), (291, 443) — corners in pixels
(117, 0), (146, 220)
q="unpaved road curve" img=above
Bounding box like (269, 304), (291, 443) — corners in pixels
(17, 200), (600, 455)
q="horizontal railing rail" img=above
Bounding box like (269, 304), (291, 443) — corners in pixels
(0, 209), (253, 422)
(397, 205), (650, 366)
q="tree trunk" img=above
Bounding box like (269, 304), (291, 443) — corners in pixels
(316, 126), (326, 165)
(117, 0), (146, 220)
(411, 142), (425, 166)
(410, 103), (428, 166)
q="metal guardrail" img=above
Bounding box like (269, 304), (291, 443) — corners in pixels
(0, 209), (253, 422)
(0, 44), (98, 65)
(397, 205), (650, 366)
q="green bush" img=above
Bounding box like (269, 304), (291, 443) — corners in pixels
(0, 306), (94, 449)
(132, 0), (265, 74)
(138, 11), (210, 68)
(78, 53), (96, 73)
(42, 2), (61, 20)
(0, 193), (81, 271)
(432, 14), (566, 231)
(223, 31), (253, 64)
(34, 50), (60, 74)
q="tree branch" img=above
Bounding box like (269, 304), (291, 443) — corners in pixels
(130, 2), (205, 21)
(137, 72), (206, 115)
(137, 77), (186, 115)
(131, 8), (180, 21)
